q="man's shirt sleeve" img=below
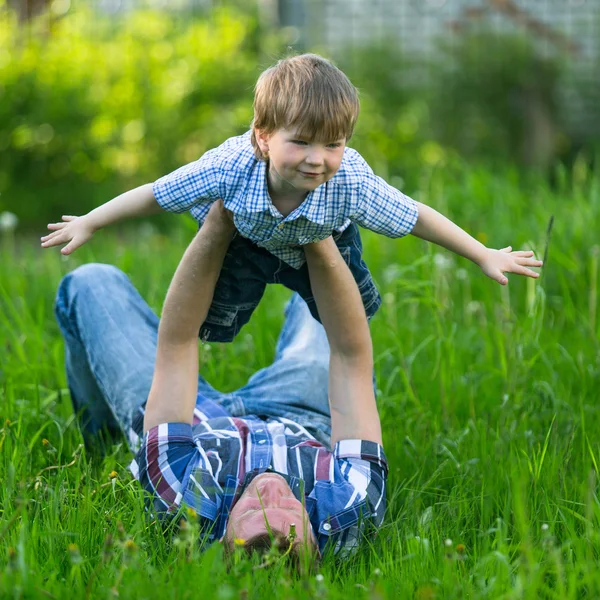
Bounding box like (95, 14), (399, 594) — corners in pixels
(152, 149), (224, 214)
(134, 423), (200, 515)
(310, 439), (388, 555)
(350, 154), (419, 238)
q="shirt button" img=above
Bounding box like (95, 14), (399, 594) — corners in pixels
(322, 523), (331, 531)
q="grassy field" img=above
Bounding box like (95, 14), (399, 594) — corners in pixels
(1, 162), (599, 599)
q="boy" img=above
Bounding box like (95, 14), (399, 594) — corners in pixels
(41, 53), (542, 342)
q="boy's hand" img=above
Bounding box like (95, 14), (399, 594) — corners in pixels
(478, 247), (543, 285)
(41, 215), (96, 255)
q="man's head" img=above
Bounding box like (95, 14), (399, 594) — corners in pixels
(223, 472), (319, 564)
(251, 54), (359, 192)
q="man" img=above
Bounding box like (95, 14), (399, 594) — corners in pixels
(55, 201), (387, 560)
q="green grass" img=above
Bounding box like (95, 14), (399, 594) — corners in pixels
(1, 162), (599, 598)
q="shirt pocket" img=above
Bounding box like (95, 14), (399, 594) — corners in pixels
(233, 213), (272, 242)
(181, 468), (222, 521)
(317, 498), (372, 537)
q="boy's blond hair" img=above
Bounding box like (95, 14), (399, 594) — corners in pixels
(250, 54), (360, 161)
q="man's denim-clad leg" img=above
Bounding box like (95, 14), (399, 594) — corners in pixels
(54, 264), (229, 451)
(232, 293), (333, 447)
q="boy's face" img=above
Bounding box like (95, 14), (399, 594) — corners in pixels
(255, 128), (346, 195)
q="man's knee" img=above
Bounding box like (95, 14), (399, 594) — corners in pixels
(55, 264), (127, 322)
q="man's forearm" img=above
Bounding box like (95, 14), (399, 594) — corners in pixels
(411, 202), (487, 266)
(304, 240), (371, 359)
(143, 205), (233, 431)
(158, 211), (233, 345)
(85, 183), (163, 231)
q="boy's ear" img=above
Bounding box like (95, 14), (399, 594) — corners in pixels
(254, 128), (270, 154)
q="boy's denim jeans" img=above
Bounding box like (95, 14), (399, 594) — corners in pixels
(54, 264), (336, 451)
(200, 223), (382, 342)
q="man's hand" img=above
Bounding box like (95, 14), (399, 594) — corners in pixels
(41, 215), (96, 255)
(478, 247), (543, 285)
(206, 199), (235, 232)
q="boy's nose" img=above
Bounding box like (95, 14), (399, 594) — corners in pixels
(305, 150), (324, 166)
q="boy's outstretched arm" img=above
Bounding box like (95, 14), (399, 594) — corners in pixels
(40, 183), (163, 255)
(411, 202), (543, 285)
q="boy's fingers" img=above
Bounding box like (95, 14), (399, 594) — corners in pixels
(41, 230), (63, 241)
(41, 230), (65, 244)
(62, 215), (77, 221)
(511, 250), (534, 257)
(491, 270), (508, 285)
(518, 258), (543, 267)
(518, 267), (540, 278)
(47, 222), (67, 231)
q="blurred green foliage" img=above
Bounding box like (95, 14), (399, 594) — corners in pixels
(1, 3), (596, 228)
(0, 4), (278, 226)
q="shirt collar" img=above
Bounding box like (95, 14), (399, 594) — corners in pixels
(247, 160), (327, 225)
(294, 184), (326, 225)
(245, 160), (274, 214)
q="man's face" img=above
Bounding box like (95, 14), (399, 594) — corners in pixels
(224, 472), (317, 549)
(255, 127), (346, 195)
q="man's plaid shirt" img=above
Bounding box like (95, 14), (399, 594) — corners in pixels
(129, 395), (388, 556)
(153, 131), (418, 269)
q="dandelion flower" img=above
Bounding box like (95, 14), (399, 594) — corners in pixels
(108, 471), (118, 479)
(233, 538), (246, 547)
(42, 438), (50, 447)
(0, 212), (18, 232)
(456, 543), (466, 553)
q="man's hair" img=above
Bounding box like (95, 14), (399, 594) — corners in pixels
(250, 53), (360, 160)
(223, 528), (320, 573)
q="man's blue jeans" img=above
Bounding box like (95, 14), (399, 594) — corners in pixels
(54, 264), (334, 451)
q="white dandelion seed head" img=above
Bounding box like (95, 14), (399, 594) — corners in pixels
(316, 574), (324, 582)
(541, 523), (549, 531)
(434, 253), (453, 270)
(444, 538), (453, 547)
(0, 211), (18, 232)
(466, 301), (482, 315)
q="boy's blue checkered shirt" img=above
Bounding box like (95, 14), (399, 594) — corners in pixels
(153, 131), (419, 269)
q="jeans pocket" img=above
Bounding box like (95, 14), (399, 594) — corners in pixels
(204, 301), (238, 327)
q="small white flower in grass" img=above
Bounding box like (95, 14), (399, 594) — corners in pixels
(541, 523), (549, 531)
(434, 253), (453, 270)
(466, 301), (482, 315)
(444, 538), (453, 547)
(315, 574), (324, 582)
(373, 568), (382, 577)
(0, 211), (18, 232)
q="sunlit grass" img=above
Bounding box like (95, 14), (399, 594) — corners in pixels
(1, 163), (599, 598)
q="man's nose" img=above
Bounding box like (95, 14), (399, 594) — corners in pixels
(257, 482), (284, 504)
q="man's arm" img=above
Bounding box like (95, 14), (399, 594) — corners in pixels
(41, 184), (163, 255)
(303, 239), (382, 447)
(411, 202), (543, 285)
(143, 201), (234, 432)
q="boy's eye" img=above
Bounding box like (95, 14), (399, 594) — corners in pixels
(291, 140), (308, 146)
(327, 142), (342, 148)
